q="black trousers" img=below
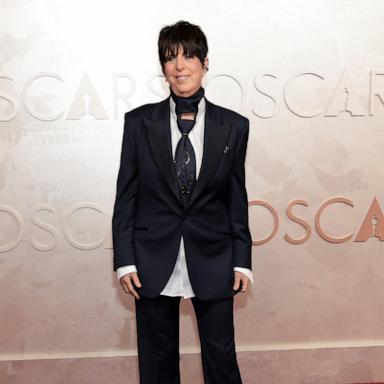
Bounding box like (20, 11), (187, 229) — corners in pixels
(134, 295), (242, 384)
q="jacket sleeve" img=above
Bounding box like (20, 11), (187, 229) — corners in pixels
(229, 117), (252, 269)
(112, 112), (139, 270)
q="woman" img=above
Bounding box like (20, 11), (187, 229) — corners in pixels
(112, 20), (253, 384)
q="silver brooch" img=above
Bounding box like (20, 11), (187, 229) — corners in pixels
(223, 145), (230, 154)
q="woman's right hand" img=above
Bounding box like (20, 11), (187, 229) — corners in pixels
(120, 272), (142, 299)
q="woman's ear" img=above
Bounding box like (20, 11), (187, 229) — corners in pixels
(203, 57), (209, 72)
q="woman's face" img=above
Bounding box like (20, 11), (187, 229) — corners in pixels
(163, 44), (208, 97)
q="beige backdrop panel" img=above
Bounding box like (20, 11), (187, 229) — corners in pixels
(1, 0), (384, 383)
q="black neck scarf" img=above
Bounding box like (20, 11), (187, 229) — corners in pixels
(170, 86), (205, 116)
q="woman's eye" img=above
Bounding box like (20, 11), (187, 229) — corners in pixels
(165, 55), (175, 61)
(185, 50), (193, 58)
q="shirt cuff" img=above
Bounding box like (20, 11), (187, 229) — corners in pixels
(116, 265), (137, 280)
(233, 267), (254, 284)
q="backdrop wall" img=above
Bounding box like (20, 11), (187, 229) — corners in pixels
(1, 1), (384, 383)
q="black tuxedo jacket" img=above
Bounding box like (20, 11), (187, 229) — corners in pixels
(112, 95), (252, 301)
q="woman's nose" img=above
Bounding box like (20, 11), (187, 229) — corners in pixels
(175, 55), (185, 69)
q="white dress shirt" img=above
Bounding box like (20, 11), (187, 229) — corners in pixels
(116, 96), (254, 297)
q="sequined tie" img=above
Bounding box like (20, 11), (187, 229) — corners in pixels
(174, 115), (197, 205)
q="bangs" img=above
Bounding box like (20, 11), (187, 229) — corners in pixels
(162, 40), (199, 59)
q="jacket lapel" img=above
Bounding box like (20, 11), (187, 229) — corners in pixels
(143, 95), (231, 211)
(143, 97), (180, 204)
(186, 98), (231, 210)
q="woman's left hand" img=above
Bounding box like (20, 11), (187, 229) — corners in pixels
(233, 271), (249, 293)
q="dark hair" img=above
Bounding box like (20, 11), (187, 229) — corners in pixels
(158, 20), (208, 72)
